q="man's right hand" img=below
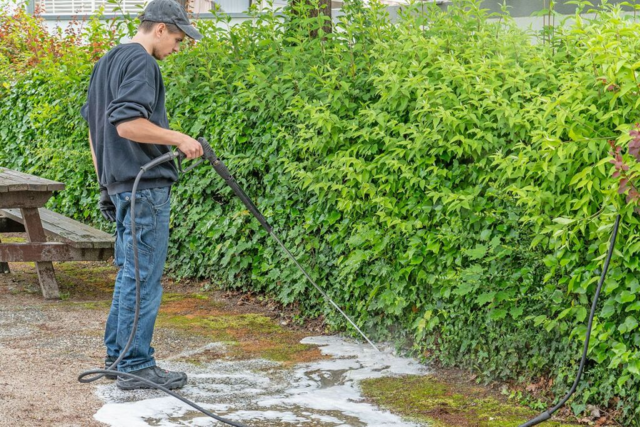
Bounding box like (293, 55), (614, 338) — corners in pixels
(176, 135), (204, 159)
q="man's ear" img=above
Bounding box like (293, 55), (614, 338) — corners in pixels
(155, 22), (167, 37)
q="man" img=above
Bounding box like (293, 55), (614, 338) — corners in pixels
(81, 0), (203, 390)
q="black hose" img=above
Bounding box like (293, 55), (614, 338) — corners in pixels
(518, 214), (621, 427)
(78, 153), (248, 427)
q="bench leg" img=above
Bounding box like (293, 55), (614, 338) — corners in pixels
(0, 236), (9, 274)
(20, 208), (60, 300)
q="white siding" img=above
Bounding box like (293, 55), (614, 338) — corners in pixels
(213, 0), (250, 13)
(38, 0), (146, 15)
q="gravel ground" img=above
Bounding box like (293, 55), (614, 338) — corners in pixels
(0, 290), (107, 426)
(0, 261), (223, 427)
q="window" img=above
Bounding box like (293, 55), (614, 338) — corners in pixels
(211, 1), (250, 13)
(36, 0), (147, 16)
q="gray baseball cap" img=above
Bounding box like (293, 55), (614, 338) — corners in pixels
(140, 0), (203, 41)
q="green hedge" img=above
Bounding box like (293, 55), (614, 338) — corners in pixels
(1, 1), (640, 423)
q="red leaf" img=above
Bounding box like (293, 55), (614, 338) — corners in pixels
(618, 178), (629, 194)
(629, 139), (640, 160)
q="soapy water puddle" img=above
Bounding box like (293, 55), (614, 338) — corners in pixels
(94, 336), (429, 426)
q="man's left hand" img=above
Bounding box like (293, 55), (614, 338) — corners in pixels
(99, 187), (116, 222)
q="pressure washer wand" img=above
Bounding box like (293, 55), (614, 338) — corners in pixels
(197, 138), (380, 352)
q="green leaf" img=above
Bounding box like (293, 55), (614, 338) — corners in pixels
(327, 210), (341, 225)
(476, 292), (496, 306)
(625, 301), (640, 312)
(553, 217), (575, 225)
(467, 244), (487, 260)
(534, 315), (548, 327)
(619, 317), (639, 334)
(557, 307), (573, 320)
(410, 255), (424, 265)
(510, 306), (524, 319)
(628, 359), (640, 376)
(454, 283), (475, 296)
(489, 309), (508, 320)
(617, 374), (631, 388)
(619, 291), (637, 304)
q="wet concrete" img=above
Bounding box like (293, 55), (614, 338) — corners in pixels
(94, 336), (429, 426)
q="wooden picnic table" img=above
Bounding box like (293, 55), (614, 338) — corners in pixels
(0, 167), (114, 299)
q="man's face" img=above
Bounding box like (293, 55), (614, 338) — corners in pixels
(152, 24), (185, 61)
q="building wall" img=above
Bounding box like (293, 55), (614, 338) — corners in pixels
(29, 0), (635, 35)
(211, 0), (250, 13)
(477, 0), (627, 16)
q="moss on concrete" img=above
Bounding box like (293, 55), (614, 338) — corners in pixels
(74, 300), (112, 310)
(49, 291), (324, 364)
(52, 300), (111, 310)
(5, 261), (116, 299)
(360, 375), (580, 427)
(53, 262), (115, 297)
(156, 294), (325, 365)
(162, 292), (208, 303)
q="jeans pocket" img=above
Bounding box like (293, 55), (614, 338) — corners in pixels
(151, 187), (171, 210)
(136, 188), (170, 208)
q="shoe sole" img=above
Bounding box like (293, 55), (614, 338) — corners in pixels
(116, 375), (187, 391)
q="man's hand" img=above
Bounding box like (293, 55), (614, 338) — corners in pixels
(176, 134), (204, 159)
(99, 187), (116, 223)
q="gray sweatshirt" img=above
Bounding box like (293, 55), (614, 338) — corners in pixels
(81, 43), (178, 195)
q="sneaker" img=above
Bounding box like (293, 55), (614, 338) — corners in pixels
(104, 356), (118, 380)
(116, 366), (188, 391)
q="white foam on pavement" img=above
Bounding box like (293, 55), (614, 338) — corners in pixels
(94, 335), (429, 426)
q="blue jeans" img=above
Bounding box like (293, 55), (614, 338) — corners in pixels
(104, 187), (171, 373)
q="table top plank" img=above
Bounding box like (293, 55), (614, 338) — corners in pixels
(3, 169), (49, 191)
(1, 168), (65, 191)
(0, 170), (47, 192)
(0, 168), (65, 192)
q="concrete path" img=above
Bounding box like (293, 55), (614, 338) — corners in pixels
(94, 336), (427, 426)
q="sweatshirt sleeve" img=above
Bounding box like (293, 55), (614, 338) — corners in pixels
(106, 56), (159, 126)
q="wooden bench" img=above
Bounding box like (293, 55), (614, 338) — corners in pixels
(0, 208), (114, 259)
(0, 167), (114, 299)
